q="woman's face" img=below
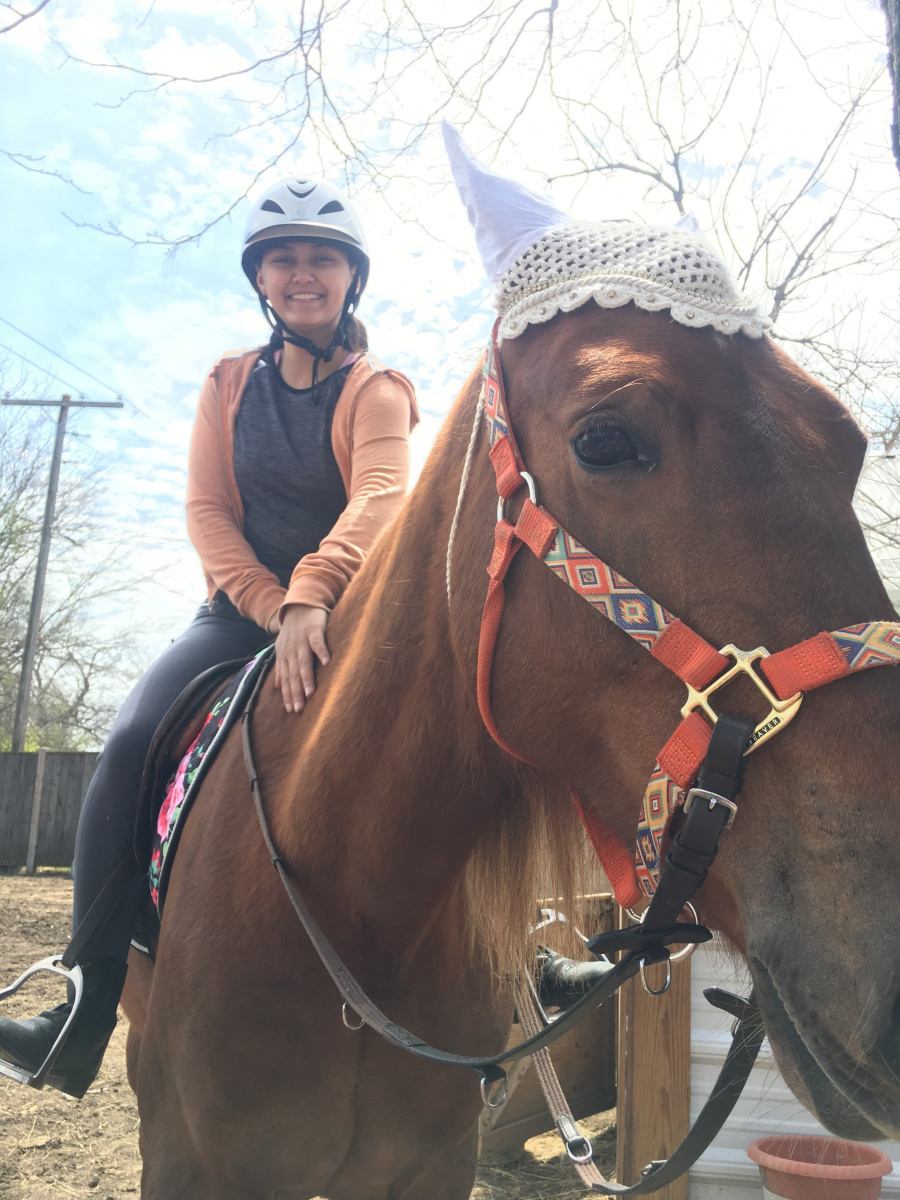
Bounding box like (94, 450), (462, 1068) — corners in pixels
(256, 240), (354, 340)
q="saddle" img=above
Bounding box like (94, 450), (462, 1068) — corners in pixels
(131, 648), (274, 957)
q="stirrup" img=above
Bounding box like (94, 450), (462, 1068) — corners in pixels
(0, 956), (84, 1089)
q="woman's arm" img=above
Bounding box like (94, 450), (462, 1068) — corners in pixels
(185, 362), (286, 630)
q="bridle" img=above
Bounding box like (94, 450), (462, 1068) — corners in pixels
(234, 324), (900, 1193)
(474, 321), (900, 908)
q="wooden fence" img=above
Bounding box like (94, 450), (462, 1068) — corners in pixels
(0, 751), (98, 871)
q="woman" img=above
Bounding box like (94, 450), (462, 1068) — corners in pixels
(0, 178), (419, 1098)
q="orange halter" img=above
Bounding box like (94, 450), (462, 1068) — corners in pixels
(475, 324), (900, 908)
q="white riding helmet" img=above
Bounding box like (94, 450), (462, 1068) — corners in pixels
(241, 178), (370, 293)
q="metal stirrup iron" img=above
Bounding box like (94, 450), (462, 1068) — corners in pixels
(0, 958), (84, 1090)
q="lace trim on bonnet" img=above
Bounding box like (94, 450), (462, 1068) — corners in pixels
(496, 220), (770, 343)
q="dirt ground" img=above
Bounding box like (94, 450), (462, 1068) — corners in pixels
(0, 875), (615, 1199)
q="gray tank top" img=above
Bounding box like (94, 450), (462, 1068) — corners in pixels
(233, 348), (351, 588)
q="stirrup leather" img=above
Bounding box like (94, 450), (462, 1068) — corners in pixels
(0, 956), (84, 1089)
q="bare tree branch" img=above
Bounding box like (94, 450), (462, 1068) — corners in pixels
(0, 0), (51, 35)
(1, 147), (91, 193)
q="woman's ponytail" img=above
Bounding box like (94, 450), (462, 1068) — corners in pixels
(345, 316), (368, 352)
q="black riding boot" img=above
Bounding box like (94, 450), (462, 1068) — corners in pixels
(537, 948), (615, 1010)
(0, 958), (127, 1099)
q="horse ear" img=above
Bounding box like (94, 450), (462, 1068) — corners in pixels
(442, 121), (570, 282)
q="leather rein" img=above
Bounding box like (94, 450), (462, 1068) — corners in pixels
(242, 325), (900, 1193)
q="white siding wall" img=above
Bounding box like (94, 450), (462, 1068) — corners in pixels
(689, 939), (900, 1200)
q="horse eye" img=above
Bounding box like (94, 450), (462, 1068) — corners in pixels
(573, 424), (639, 470)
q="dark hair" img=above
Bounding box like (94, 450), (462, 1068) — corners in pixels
(345, 315), (368, 352)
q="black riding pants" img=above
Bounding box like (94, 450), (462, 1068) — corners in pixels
(71, 598), (272, 962)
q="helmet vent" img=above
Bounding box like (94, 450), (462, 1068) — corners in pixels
(318, 200), (344, 215)
(260, 199), (285, 214)
(288, 185), (315, 199)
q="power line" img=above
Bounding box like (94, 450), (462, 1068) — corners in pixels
(0, 342), (86, 395)
(0, 340), (161, 448)
(0, 315), (166, 430)
(0, 315), (122, 398)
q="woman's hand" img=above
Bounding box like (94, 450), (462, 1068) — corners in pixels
(272, 604), (331, 713)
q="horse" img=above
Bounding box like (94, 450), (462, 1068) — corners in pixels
(122, 300), (900, 1199)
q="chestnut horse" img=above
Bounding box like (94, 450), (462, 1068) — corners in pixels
(123, 303), (900, 1199)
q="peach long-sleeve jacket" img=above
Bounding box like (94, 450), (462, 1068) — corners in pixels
(186, 348), (419, 630)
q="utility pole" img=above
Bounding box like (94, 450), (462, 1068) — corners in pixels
(3, 394), (123, 752)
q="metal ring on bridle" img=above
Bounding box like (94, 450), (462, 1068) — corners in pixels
(638, 902), (699, 995)
(640, 958), (672, 996)
(480, 1072), (509, 1109)
(342, 1002), (365, 1031)
(566, 1135), (595, 1165)
(497, 471), (537, 522)
(668, 902), (700, 964)
(632, 902), (700, 964)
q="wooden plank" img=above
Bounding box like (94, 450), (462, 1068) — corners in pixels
(0, 753), (38, 868)
(616, 909), (691, 1200)
(35, 753), (97, 868)
(0, 751), (97, 869)
(38, 752), (67, 866)
(25, 748), (47, 874)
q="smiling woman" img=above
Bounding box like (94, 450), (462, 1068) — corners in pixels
(0, 175), (420, 1100)
(256, 242), (355, 366)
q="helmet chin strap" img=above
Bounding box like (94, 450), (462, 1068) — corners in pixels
(259, 274), (360, 387)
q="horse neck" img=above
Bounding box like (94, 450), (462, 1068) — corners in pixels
(264, 386), (515, 956)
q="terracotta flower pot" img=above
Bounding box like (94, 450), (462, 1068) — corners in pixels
(748, 1136), (893, 1200)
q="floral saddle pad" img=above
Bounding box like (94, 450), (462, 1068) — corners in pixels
(149, 646), (273, 913)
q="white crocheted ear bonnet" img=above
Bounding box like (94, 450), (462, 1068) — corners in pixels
(443, 122), (769, 342)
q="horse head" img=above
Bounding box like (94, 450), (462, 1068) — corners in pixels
(441, 123), (900, 1143)
(445, 297), (899, 1141)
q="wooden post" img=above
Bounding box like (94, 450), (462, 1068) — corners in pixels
(25, 748), (47, 875)
(616, 910), (692, 1200)
(3, 394), (123, 751)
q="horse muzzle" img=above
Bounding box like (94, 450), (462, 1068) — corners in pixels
(749, 953), (900, 1141)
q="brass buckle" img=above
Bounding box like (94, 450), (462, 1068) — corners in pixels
(681, 645), (803, 755)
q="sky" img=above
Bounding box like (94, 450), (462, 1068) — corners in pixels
(2, 0), (898, 695)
